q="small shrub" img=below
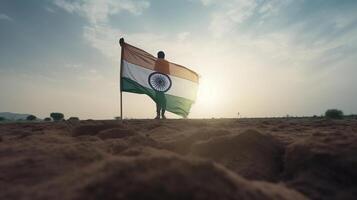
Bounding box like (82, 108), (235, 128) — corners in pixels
(26, 115), (37, 121)
(325, 109), (344, 119)
(68, 117), (79, 121)
(44, 117), (52, 121)
(0, 117), (6, 121)
(50, 112), (64, 121)
(344, 114), (357, 120)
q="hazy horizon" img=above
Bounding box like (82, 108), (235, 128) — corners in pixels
(1, 0), (357, 119)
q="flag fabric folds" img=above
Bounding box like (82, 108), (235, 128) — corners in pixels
(120, 41), (199, 117)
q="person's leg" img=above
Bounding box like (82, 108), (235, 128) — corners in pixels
(155, 103), (160, 119)
(154, 91), (161, 119)
(161, 94), (167, 119)
(161, 109), (166, 119)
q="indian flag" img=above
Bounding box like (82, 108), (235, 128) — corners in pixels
(120, 41), (199, 117)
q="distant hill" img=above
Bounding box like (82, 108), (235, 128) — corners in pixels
(0, 112), (30, 120)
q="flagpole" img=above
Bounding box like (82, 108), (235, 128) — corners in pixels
(119, 38), (124, 120)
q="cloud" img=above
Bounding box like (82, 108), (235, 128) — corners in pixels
(177, 32), (190, 42)
(78, 69), (103, 81)
(54, 0), (150, 59)
(54, 0), (149, 24)
(196, 0), (357, 71)
(52, 0), (357, 117)
(197, 0), (292, 37)
(0, 14), (13, 21)
(64, 64), (82, 69)
(258, 0), (292, 19)
(89, 69), (97, 73)
(45, 7), (56, 13)
(210, 0), (258, 37)
(195, 0), (255, 37)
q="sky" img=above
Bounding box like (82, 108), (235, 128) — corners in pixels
(1, 0), (357, 119)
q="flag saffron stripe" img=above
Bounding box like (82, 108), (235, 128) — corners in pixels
(122, 43), (199, 83)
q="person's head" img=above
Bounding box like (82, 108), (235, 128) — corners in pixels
(157, 51), (165, 59)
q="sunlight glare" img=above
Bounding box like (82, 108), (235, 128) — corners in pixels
(196, 76), (222, 112)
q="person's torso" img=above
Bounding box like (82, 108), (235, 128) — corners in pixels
(154, 59), (170, 74)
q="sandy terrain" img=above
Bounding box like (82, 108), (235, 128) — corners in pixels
(1, 118), (356, 200)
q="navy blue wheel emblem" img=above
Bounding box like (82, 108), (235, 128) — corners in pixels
(148, 72), (172, 92)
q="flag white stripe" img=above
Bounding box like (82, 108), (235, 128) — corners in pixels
(122, 60), (198, 101)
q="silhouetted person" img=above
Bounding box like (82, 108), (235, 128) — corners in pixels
(154, 51), (170, 119)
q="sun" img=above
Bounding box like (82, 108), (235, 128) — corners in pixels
(195, 76), (223, 111)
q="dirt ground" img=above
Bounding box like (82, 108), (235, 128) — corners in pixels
(1, 118), (356, 200)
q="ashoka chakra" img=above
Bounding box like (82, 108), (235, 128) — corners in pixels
(148, 72), (172, 92)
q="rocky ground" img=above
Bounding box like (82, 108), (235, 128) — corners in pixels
(1, 118), (356, 200)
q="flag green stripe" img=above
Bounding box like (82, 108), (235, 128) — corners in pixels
(121, 77), (194, 117)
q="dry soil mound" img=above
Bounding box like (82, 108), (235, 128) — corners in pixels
(191, 129), (283, 181)
(97, 127), (137, 140)
(2, 119), (356, 200)
(168, 128), (232, 154)
(41, 155), (307, 200)
(72, 123), (124, 137)
(284, 131), (357, 200)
